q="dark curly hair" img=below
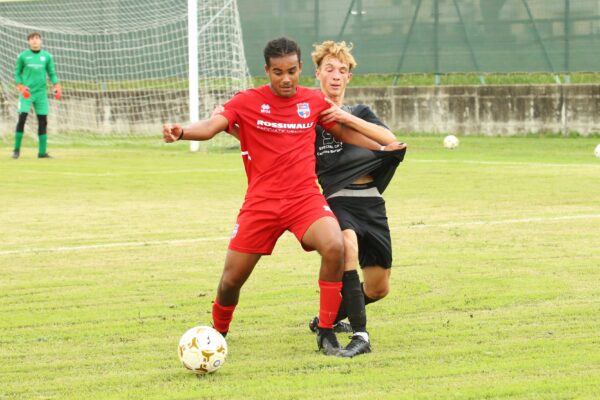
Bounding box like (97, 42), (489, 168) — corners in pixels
(263, 37), (301, 66)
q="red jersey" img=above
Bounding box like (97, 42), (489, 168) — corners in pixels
(220, 85), (335, 198)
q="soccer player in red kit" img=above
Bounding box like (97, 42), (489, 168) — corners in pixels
(163, 37), (399, 355)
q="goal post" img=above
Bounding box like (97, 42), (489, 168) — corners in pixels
(0, 0), (252, 150)
(188, 0), (200, 152)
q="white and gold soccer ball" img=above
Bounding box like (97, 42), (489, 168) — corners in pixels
(178, 326), (228, 374)
(594, 144), (600, 158)
(443, 135), (460, 149)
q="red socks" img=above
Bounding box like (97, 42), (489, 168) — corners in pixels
(212, 281), (342, 333)
(317, 280), (343, 329)
(212, 300), (237, 335)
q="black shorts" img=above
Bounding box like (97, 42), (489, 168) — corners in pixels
(327, 196), (392, 269)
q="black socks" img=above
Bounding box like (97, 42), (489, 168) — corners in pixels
(336, 270), (366, 333)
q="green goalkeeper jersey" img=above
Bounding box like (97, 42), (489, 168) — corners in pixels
(14, 49), (58, 93)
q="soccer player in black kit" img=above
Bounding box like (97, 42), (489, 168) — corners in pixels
(308, 40), (406, 357)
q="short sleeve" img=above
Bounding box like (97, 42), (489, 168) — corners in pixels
(46, 53), (59, 85)
(220, 91), (245, 132)
(354, 105), (389, 129)
(14, 53), (24, 84)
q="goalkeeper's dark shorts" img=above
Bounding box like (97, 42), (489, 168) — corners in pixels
(327, 194), (392, 269)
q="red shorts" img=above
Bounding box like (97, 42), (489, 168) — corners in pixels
(228, 192), (336, 255)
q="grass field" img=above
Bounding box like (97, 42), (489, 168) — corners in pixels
(252, 72), (600, 88)
(1, 134), (599, 399)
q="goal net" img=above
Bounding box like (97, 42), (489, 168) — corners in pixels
(0, 0), (251, 149)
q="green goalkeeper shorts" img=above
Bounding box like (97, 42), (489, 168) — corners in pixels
(18, 91), (49, 116)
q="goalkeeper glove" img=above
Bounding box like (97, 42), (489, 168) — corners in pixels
(54, 84), (62, 100)
(17, 84), (30, 99)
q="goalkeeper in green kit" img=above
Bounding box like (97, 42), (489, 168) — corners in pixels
(12, 32), (61, 159)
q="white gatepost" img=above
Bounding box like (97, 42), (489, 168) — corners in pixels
(188, 0), (200, 152)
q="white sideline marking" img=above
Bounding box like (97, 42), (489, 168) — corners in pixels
(16, 168), (241, 177)
(0, 237), (230, 256)
(413, 159), (600, 168)
(1, 214), (599, 256)
(14, 160), (598, 177)
(401, 213), (600, 230)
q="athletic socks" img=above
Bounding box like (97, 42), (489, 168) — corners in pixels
(353, 331), (370, 342)
(14, 132), (24, 151)
(340, 270), (367, 333)
(335, 279), (380, 322)
(212, 300), (236, 336)
(38, 133), (47, 155)
(317, 280), (343, 329)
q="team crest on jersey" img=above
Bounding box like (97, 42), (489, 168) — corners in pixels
(297, 103), (310, 118)
(40, 56), (46, 61)
(261, 104), (271, 114)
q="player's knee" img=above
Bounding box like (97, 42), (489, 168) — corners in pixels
(37, 115), (48, 135)
(321, 235), (344, 263)
(16, 113), (28, 131)
(218, 272), (245, 293)
(364, 282), (389, 300)
(343, 235), (358, 256)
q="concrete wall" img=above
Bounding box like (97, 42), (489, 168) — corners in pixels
(344, 85), (600, 136)
(0, 90), (191, 136)
(2, 85), (600, 136)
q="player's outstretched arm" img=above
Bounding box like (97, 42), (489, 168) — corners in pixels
(162, 115), (229, 143)
(327, 123), (405, 152)
(320, 99), (396, 145)
(211, 106), (240, 140)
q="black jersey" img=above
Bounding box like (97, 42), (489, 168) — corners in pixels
(315, 104), (406, 198)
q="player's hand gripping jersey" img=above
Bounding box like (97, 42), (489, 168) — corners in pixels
(315, 104), (406, 198)
(220, 85), (336, 198)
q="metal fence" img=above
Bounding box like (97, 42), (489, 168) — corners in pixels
(238, 0), (600, 78)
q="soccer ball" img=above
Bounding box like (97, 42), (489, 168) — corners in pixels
(594, 144), (600, 158)
(178, 326), (228, 374)
(443, 135), (459, 149)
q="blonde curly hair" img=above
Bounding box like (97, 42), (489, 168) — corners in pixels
(311, 40), (357, 71)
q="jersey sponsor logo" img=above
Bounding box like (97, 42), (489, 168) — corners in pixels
(297, 103), (310, 118)
(256, 119), (314, 133)
(241, 150), (251, 160)
(260, 104), (271, 114)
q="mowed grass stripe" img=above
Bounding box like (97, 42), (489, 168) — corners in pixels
(0, 212), (599, 256)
